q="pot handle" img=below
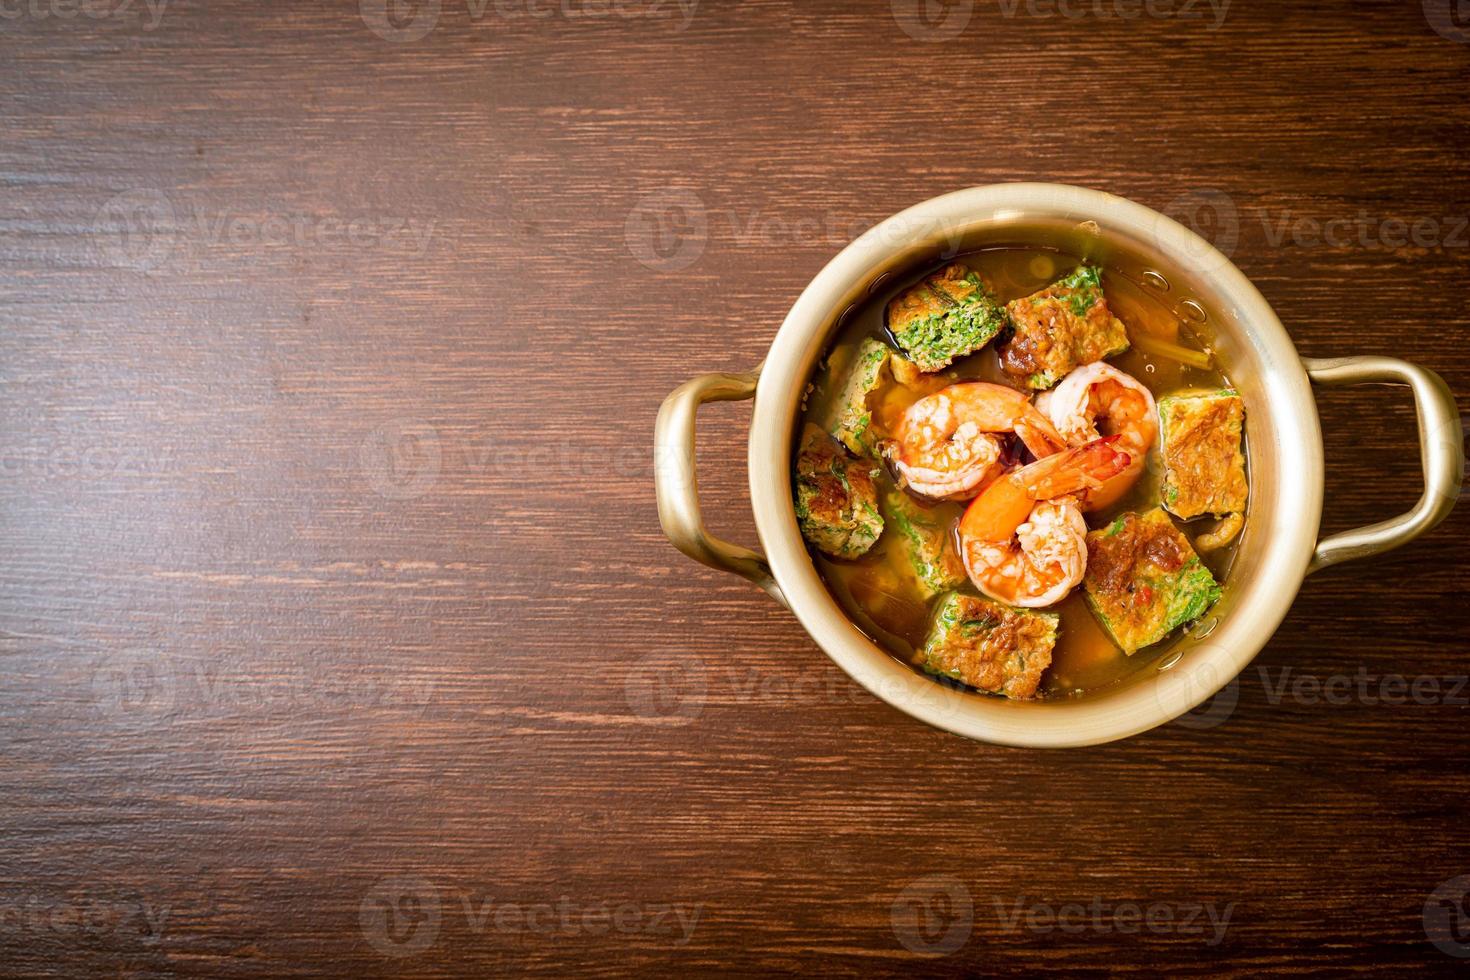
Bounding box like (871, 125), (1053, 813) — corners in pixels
(1303, 356), (1463, 574)
(655, 367), (787, 607)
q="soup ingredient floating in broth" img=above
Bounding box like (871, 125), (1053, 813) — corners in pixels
(999, 265), (1130, 390)
(891, 382), (1065, 500)
(1158, 389), (1249, 520)
(1082, 507), (1221, 655)
(920, 592), (1058, 700)
(794, 425), (883, 559)
(822, 337), (893, 457)
(885, 264), (1009, 372)
(881, 487), (967, 600)
(1037, 362), (1159, 512)
(959, 438), (1132, 608)
(789, 246), (1248, 703)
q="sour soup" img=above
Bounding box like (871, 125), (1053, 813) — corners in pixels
(793, 246), (1248, 699)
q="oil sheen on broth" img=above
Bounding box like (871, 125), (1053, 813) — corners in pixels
(801, 247), (1243, 698)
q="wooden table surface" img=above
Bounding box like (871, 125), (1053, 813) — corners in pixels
(3, 0), (1469, 975)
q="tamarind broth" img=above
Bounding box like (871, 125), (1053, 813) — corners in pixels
(801, 247), (1244, 698)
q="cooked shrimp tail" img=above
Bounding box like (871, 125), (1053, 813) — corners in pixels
(1036, 362), (1158, 511)
(1017, 435), (1131, 500)
(958, 437), (1131, 608)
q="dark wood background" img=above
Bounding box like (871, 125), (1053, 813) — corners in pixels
(2, 0), (1468, 975)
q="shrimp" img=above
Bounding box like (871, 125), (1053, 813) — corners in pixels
(958, 438), (1132, 607)
(889, 382), (1066, 500)
(1036, 362), (1158, 511)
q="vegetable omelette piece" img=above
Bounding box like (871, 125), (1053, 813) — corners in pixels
(885, 264), (1009, 372)
(823, 337), (892, 457)
(880, 487), (966, 599)
(1083, 508), (1221, 655)
(794, 425), (883, 559)
(919, 592), (1059, 699)
(1158, 389), (1249, 519)
(998, 264), (1131, 390)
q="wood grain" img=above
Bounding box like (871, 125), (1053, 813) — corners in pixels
(1, 0), (1468, 974)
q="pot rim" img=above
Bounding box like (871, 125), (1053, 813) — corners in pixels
(747, 182), (1323, 747)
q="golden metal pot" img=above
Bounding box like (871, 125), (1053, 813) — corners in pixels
(655, 184), (1462, 747)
